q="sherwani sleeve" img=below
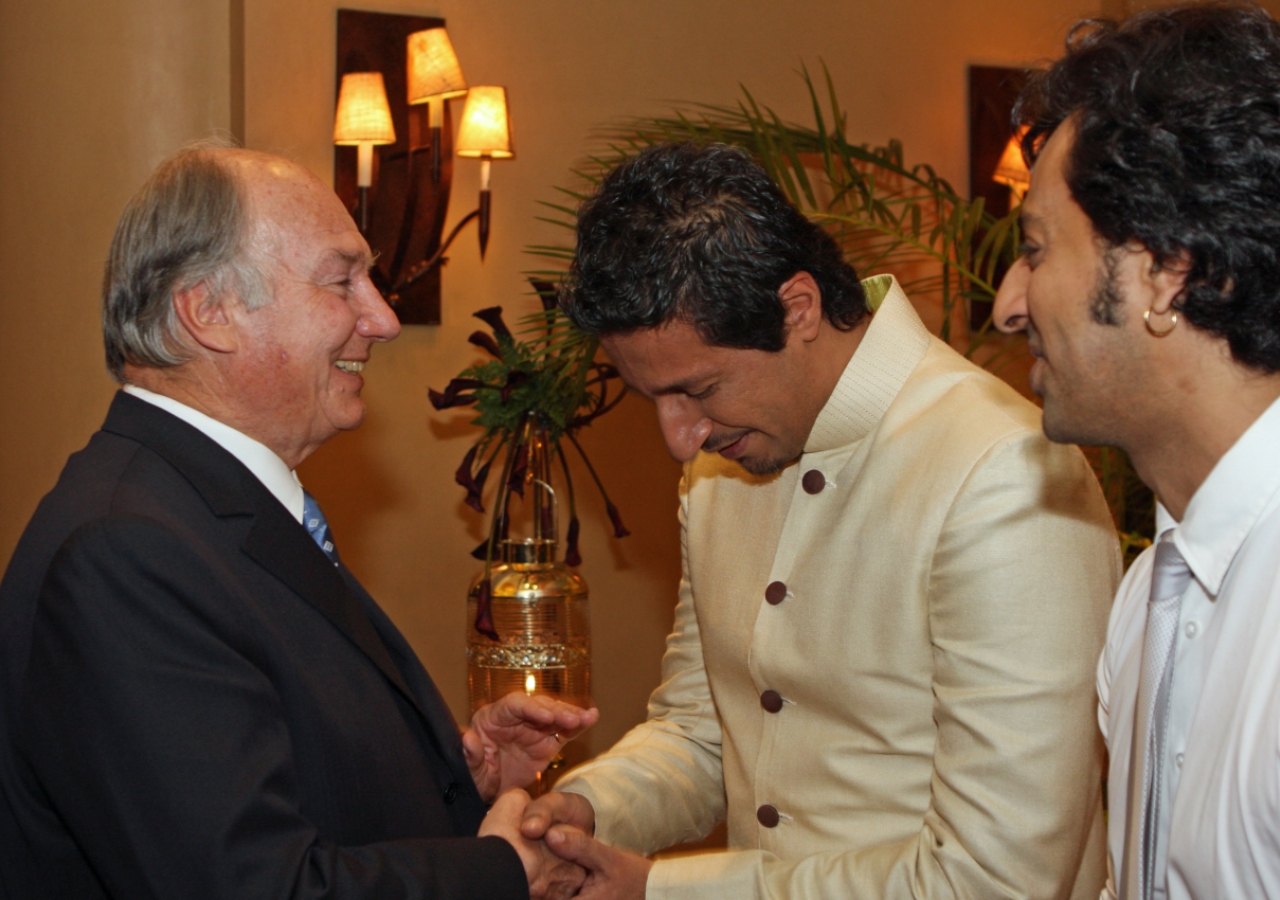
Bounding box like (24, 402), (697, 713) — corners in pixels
(554, 471), (727, 851)
(564, 433), (1117, 900)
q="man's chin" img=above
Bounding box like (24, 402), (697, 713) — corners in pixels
(735, 455), (788, 476)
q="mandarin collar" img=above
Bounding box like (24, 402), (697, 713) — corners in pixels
(804, 274), (931, 454)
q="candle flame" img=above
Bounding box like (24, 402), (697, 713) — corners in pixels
(525, 673), (536, 693)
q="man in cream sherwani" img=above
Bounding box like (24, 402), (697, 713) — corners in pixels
(521, 142), (1120, 900)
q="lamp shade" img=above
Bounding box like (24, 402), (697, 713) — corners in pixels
(456, 86), (513, 159)
(333, 72), (396, 145)
(992, 129), (1030, 195)
(407, 28), (468, 104)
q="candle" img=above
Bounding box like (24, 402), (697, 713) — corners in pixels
(356, 143), (374, 188)
(524, 672), (536, 694)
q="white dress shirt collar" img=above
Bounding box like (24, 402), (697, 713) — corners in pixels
(1167, 395), (1280, 595)
(122, 384), (306, 524)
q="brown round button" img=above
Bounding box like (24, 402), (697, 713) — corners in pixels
(802, 469), (826, 494)
(757, 804), (780, 828)
(761, 690), (783, 713)
(765, 581), (788, 605)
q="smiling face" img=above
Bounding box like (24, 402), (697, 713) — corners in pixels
(993, 120), (1154, 448)
(601, 317), (824, 475)
(226, 157), (400, 466)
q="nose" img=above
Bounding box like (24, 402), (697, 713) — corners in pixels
(356, 278), (402, 343)
(993, 256), (1031, 334)
(655, 395), (713, 462)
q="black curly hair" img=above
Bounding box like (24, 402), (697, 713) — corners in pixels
(563, 142), (866, 351)
(1017, 2), (1280, 371)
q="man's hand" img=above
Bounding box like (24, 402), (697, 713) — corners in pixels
(545, 825), (652, 900)
(463, 692), (600, 802)
(479, 789), (587, 900)
(521, 790), (596, 840)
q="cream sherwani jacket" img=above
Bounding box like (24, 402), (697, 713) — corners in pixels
(557, 276), (1120, 900)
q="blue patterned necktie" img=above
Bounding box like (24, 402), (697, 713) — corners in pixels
(1121, 534), (1192, 900)
(302, 491), (340, 564)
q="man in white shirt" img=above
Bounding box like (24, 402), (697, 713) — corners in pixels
(993, 5), (1280, 898)
(0, 143), (592, 900)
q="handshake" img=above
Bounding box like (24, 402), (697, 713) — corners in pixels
(462, 692), (651, 900)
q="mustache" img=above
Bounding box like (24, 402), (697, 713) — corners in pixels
(701, 430), (750, 453)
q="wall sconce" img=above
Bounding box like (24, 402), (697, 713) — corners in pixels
(406, 28), (467, 184)
(992, 127), (1030, 201)
(456, 86), (513, 258)
(333, 10), (514, 325)
(333, 72), (396, 232)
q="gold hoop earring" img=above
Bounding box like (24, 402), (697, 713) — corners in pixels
(1144, 307), (1178, 337)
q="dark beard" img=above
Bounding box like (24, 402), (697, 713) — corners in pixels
(1089, 247), (1126, 326)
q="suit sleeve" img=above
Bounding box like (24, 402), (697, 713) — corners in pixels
(554, 470), (727, 853)
(17, 515), (527, 900)
(574, 435), (1118, 900)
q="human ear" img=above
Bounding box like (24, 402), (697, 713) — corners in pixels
(778, 271), (824, 343)
(171, 282), (239, 354)
(1141, 248), (1191, 318)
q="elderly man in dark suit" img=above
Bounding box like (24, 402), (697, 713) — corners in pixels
(0, 144), (595, 900)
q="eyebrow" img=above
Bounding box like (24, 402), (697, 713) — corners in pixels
(321, 249), (372, 269)
(646, 375), (712, 397)
(1019, 209), (1044, 232)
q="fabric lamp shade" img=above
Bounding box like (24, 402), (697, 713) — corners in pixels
(333, 72), (396, 145)
(407, 28), (468, 104)
(456, 86), (513, 159)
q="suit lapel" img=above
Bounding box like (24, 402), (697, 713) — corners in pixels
(341, 570), (480, 795)
(101, 392), (428, 724)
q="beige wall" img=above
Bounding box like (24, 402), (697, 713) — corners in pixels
(5, 0), (1121, 757)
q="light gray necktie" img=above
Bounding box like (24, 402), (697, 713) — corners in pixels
(1121, 534), (1192, 900)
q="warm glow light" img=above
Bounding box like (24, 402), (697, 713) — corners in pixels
(333, 72), (396, 145)
(456, 86), (514, 159)
(524, 673), (537, 694)
(993, 126), (1031, 199)
(407, 28), (468, 105)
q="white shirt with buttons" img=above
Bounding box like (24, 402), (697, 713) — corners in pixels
(1098, 394), (1280, 899)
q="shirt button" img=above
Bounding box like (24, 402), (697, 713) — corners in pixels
(760, 690), (784, 713)
(765, 581), (788, 605)
(1176, 753), (1185, 768)
(802, 470), (826, 494)
(444, 782), (459, 804)
(1185, 621), (1199, 639)
(757, 804), (780, 828)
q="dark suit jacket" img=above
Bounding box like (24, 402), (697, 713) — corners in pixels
(0, 392), (528, 900)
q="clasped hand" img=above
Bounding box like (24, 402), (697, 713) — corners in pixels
(465, 694), (648, 899)
(519, 791), (652, 900)
(463, 692), (599, 802)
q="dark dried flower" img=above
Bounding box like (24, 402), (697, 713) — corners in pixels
(564, 517), (582, 567)
(606, 501), (631, 538)
(529, 279), (560, 312)
(468, 331), (502, 359)
(429, 377), (486, 410)
(507, 442), (528, 498)
(455, 446), (493, 513)
(474, 578), (498, 640)
(500, 370), (531, 403)
(473, 306), (512, 340)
